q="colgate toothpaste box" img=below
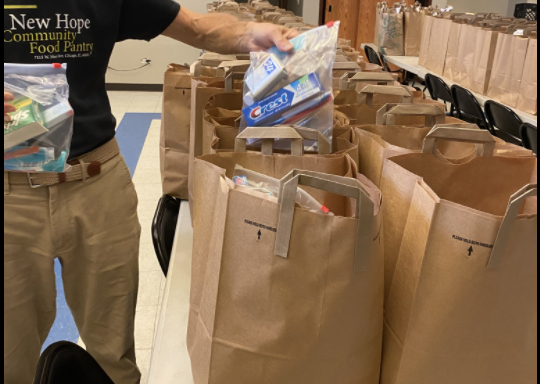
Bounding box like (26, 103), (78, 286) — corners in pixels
(242, 73), (324, 127)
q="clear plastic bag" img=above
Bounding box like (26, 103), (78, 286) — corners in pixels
(240, 22), (340, 151)
(233, 165), (334, 215)
(4, 63), (74, 173)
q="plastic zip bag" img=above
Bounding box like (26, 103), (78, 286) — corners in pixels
(233, 165), (334, 215)
(240, 22), (340, 152)
(4, 63), (74, 173)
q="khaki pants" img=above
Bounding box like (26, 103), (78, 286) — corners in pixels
(4, 155), (142, 384)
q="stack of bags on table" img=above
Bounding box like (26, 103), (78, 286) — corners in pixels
(177, 11), (538, 384)
(207, 0), (313, 30)
(160, 55), (250, 200)
(420, 10), (538, 114)
(333, 73), (461, 127)
(375, 1), (437, 57)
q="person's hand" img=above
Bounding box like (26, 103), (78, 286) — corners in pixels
(240, 23), (300, 53)
(4, 92), (15, 122)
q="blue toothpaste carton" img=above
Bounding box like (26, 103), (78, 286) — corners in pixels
(243, 73), (325, 127)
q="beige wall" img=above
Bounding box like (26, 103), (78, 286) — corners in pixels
(445, 0), (517, 16)
(106, 0), (204, 85)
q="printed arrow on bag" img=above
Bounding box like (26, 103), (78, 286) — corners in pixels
(468, 246), (474, 257)
(258, 230), (262, 241)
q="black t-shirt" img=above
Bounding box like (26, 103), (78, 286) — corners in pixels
(4, 0), (180, 158)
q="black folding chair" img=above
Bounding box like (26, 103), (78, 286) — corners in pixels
(520, 123), (538, 155)
(378, 53), (411, 85)
(364, 45), (383, 66)
(451, 85), (491, 132)
(152, 195), (181, 276)
(34, 342), (115, 384)
(485, 100), (525, 146)
(425, 73), (456, 116)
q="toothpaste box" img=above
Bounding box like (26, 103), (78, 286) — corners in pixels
(242, 73), (324, 127)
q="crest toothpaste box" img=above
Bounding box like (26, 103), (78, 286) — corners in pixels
(243, 73), (324, 127)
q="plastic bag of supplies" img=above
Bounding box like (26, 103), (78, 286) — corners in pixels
(240, 22), (340, 151)
(4, 63), (74, 173)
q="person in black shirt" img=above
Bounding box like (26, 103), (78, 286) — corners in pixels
(4, 3), (298, 383)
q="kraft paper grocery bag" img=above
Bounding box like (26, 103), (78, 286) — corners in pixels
(188, 73), (243, 205)
(349, 123), (485, 188)
(470, 23), (507, 95)
(380, 126), (537, 299)
(487, 25), (534, 108)
(453, 18), (482, 87)
(202, 108), (241, 155)
(404, 6), (424, 57)
(425, 14), (454, 75)
(190, 160), (384, 384)
(419, 14), (435, 67)
(443, 15), (471, 81)
(379, 7), (405, 56)
(376, 104), (462, 127)
(188, 128), (359, 354)
(201, 92), (243, 156)
(517, 32), (538, 114)
(379, 127), (537, 384)
(160, 64), (192, 199)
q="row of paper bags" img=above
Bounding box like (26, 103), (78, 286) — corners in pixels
(185, 85), (537, 382)
(375, 2), (438, 57)
(420, 13), (538, 114)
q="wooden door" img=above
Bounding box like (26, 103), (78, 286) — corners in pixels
(326, 0), (361, 47)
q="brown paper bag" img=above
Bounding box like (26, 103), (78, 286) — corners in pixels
(379, 7), (405, 56)
(404, 7), (425, 57)
(425, 14), (454, 75)
(188, 72), (243, 204)
(487, 26), (534, 108)
(190, 158), (384, 383)
(517, 33), (538, 114)
(419, 15), (435, 67)
(452, 18), (483, 87)
(188, 129), (361, 352)
(380, 129), (537, 384)
(160, 64), (192, 199)
(202, 108), (241, 155)
(470, 23), (507, 95)
(376, 104), (448, 127)
(442, 15), (470, 81)
(350, 124), (488, 187)
(380, 127), (537, 301)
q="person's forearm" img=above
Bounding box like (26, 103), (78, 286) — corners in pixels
(163, 8), (253, 54)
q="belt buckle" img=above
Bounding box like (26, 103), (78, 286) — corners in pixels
(27, 173), (44, 189)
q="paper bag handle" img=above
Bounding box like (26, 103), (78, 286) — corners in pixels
(286, 126), (332, 155)
(339, 72), (395, 90)
(488, 184), (538, 270)
(422, 126), (497, 157)
(235, 127), (305, 156)
(275, 170), (375, 272)
(358, 85), (414, 107)
(225, 72), (245, 93)
(383, 104), (446, 127)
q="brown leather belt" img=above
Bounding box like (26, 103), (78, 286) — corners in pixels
(6, 139), (120, 188)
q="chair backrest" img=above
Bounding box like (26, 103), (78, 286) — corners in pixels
(365, 45), (383, 66)
(378, 53), (392, 72)
(425, 73), (454, 105)
(152, 195), (181, 276)
(485, 100), (525, 146)
(34, 342), (115, 384)
(521, 123), (538, 155)
(451, 85), (491, 131)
